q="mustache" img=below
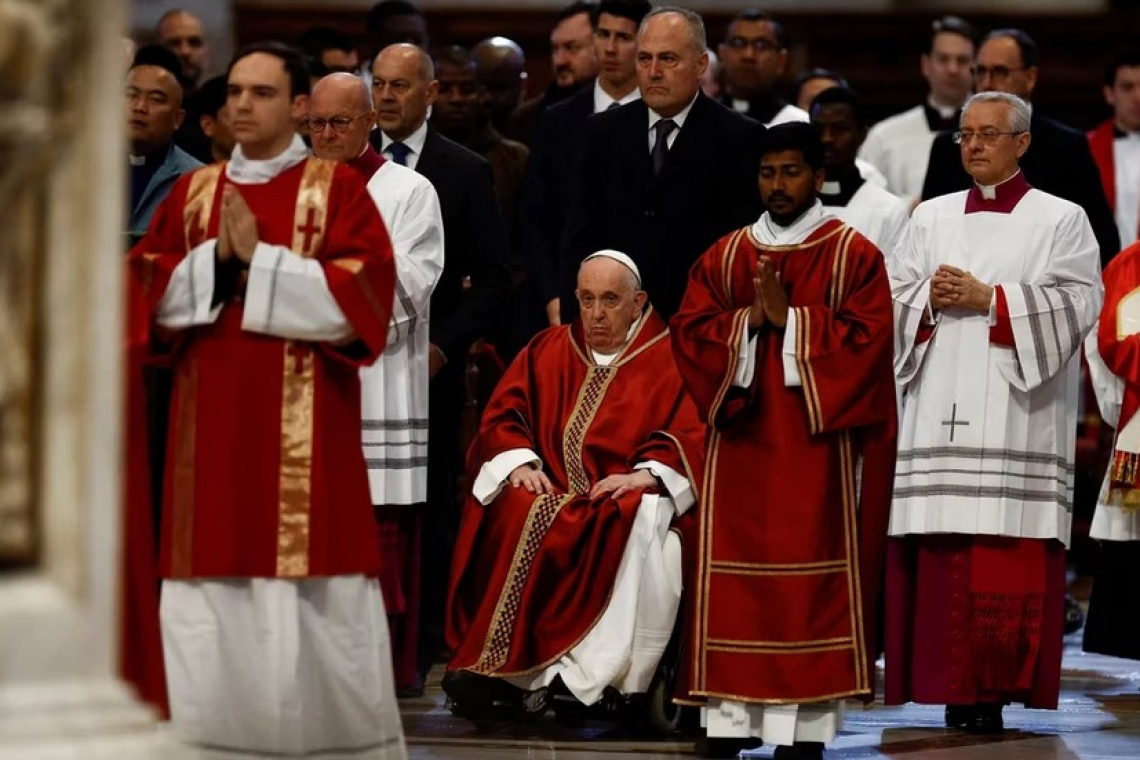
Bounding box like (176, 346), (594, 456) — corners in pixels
(766, 192), (793, 203)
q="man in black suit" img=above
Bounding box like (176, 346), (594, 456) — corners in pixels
(922, 29), (1120, 264)
(370, 43), (512, 693)
(524, 0), (652, 331)
(561, 6), (763, 323)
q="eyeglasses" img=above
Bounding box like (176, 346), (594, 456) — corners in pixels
(953, 130), (1025, 145)
(724, 36), (781, 53)
(304, 113), (368, 133)
(970, 65), (1027, 81)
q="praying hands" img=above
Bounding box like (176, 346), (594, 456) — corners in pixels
(748, 255), (789, 329)
(930, 264), (993, 313)
(216, 185), (260, 264)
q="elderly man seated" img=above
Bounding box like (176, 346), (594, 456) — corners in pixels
(443, 251), (704, 717)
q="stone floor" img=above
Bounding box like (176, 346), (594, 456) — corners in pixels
(401, 634), (1140, 759)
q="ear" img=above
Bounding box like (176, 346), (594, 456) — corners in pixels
(696, 49), (709, 79)
(776, 48), (789, 75)
(1104, 83), (1118, 107)
(920, 53), (932, 81)
(1024, 66), (1038, 98)
(1015, 130), (1031, 159)
(291, 94), (310, 121)
(199, 113), (216, 138)
(364, 109), (378, 130)
(813, 167), (826, 192)
(173, 107), (186, 131)
(425, 79), (439, 106)
(633, 289), (648, 312)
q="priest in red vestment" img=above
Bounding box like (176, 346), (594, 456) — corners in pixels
(671, 122), (897, 760)
(443, 251), (705, 718)
(128, 43), (405, 759)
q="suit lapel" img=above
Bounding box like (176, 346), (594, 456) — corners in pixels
(652, 94), (708, 188)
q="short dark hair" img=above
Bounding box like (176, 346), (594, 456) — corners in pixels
(594, 0), (651, 27)
(729, 8), (787, 49)
(558, 1), (598, 26)
(228, 41), (312, 98)
(298, 26), (356, 58)
(928, 15), (976, 55)
(434, 44), (472, 70)
(186, 74), (227, 119)
(1104, 50), (1140, 88)
(983, 28), (1040, 70)
(366, 0), (423, 36)
(792, 68), (847, 107)
(131, 43), (185, 86)
(760, 122), (824, 172)
(809, 85), (866, 128)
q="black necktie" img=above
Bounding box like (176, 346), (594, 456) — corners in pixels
(388, 141), (411, 166)
(652, 119), (677, 176)
(606, 101), (621, 112)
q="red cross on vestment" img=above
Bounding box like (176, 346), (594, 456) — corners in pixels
(297, 208), (321, 255)
(286, 342), (309, 374)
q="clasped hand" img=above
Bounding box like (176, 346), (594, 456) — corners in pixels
(748, 256), (789, 329)
(216, 185), (260, 264)
(930, 264), (992, 313)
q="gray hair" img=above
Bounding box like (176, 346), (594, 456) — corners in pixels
(960, 91), (1031, 133)
(639, 6), (707, 55)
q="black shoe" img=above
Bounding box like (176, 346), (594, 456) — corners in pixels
(945, 704), (974, 729)
(695, 736), (762, 758)
(967, 703), (1004, 734)
(1064, 595), (1085, 634)
(774, 743), (824, 760)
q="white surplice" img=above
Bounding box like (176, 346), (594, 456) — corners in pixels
(361, 160), (444, 506)
(859, 104), (937, 204)
(471, 338), (694, 707)
(823, 179), (910, 257)
(158, 137), (406, 759)
(889, 178), (1104, 547)
(705, 201), (844, 747)
(1084, 327), (1140, 541)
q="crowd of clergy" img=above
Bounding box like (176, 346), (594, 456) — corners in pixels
(121, 3), (1140, 759)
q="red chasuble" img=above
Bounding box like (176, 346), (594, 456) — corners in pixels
(445, 309), (705, 677)
(670, 222), (897, 705)
(128, 159), (395, 579)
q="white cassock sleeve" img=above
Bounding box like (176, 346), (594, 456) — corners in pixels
(731, 322), (802, 388)
(241, 242), (355, 342)
(992, 209), (1104, 392)
(367, 168), (445, 349)
(156, 241), (225, 329)
(472, 448), (542, 505)
(633, 461), (694, 515)
(888, 213), (941, 387)
(1085, 325), (1123, 428)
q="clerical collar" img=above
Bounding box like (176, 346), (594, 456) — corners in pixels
(729, 92), (786, 125)
(227, 134), (310, 185)
(590, 315), (642, 366)
(1114, 125), (1140, 140)
(128, 142), (174, 167)
(819, 169), (866, 207)
(751, 200), (835, 246)
(965, 170), (1032, 214)
(593, 78), (640, 113)
(346, 144), (386, 181)
(922, 100), (959, 132)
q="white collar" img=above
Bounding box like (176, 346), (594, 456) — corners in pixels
(648, 92), (699, 133)
(975, 169), (1022, 200)
(751, 200), (835, 245)
(926, 95), (959, 120)
(226, 134), (310, 185)
(380, 119), (429, 156)
(589, 315), (642, 365)
(593, 78), (640, 113)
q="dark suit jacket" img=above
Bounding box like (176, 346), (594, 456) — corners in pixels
(370, 126), (511, 364)
(562, 93), (764, 321)
(922, 110), (1120, 264)
(522, 86), (596, 307)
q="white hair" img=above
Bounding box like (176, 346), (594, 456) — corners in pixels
(961, 91), (1031, 133)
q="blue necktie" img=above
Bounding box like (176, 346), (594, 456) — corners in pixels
(388, 141), (411, 166)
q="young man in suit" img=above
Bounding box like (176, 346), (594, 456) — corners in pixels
(921, 29), (1120, 265)
(369, 42), (512, 694)
(562, 5), (763, 323)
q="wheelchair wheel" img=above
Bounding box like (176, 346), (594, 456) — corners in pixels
(645, 662), (685, 735)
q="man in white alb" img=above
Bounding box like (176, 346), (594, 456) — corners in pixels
(886, 91), (1103, 733)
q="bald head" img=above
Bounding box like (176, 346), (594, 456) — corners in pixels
(372, 43), (439, 141)
(308, 73), (377, 162)
(472, 36), (527, 131)
(473, 36), (525, 72)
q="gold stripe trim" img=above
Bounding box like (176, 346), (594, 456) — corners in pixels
(656, 431), (699, 502)
(694, 427), (723, 690)
(796, 308), (823, 434)
(181, 164), (224, 250)
(276, 343), (315, 577)
(708, 637), (853, 649)
(471, 494), (574, 673)
(707, 643), (854, 655)
(710, 563), (847, 577)
(707, 308), (750, 425)
(721, 228), (747, 304)
(834, 227), (854, 308)
(561, 366), (618, 494)
(292, 159), (336, 258)
(688, 687), (871, 705)
(839, 432), (868, 691)
(170, 353), (198, 576)
(711, 559), (847, 570)
(745, 221), (846, 251)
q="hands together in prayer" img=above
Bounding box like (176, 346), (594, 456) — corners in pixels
(216, 185), (260, 264)
(930, 265), (993, 313)
(508, 463), (555, 495)
(748, 256), (789, 329)
(589, 470), (658, 500)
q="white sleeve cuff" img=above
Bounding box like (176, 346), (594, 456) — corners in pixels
(242, 242), (354, 341)
(781, 308), (802, 387)
(732, 329), (757, 388)
(634, 461), (694, 515)
(472, 448), (541, 505)
(156, 240), (224, 329)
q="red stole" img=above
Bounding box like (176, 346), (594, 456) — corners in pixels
(445, 310), (705, 676)
(128, 159), (395, 579)
(671, 222), (897, 705)
(347, 144), (387, 182)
